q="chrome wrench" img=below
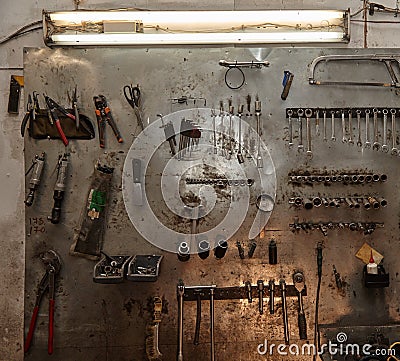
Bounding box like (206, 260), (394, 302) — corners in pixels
(287, 109), (293, 146)
(323, 109), (327, 141)
(330, 110), (336, 141)
(348, 110), (354, 144)
(373, 108), (380, 150)
(391, 109), (398, 155)
(315, 109), (320, 136)
(356, 110), (362, 147)
(297, 109), (304, 150)
(305, 108), (312, 156)
(341, 109), (347, 143)
(177, 283), (185, 361)
(365, 109), (371, 148)
(382, 109), (388, 152)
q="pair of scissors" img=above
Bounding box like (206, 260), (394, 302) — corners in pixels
(123, 84), (144, 130)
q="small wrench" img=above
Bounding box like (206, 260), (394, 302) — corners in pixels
(330, 110), (336, 141)
(356, 110), (362, 147)
(297, 109), (304, 150)
(372, 108), (380, 150)
(305, 108), (312, 156)
(341, 110), (347, 143)
(365, 109), (371, 148)
(391, 109), (398, 155)
(315, 109), (320, 136)
(323, 109), (327, 141)
(287, 109), (293, 146)
(348, 109), (354, 144)
(382, 109), (388, 152)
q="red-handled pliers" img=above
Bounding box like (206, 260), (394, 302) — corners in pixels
(44, 95), (72, 146)
(24, 250), (61, 355)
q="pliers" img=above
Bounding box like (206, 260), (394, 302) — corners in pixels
(24, 250), (61, 355)
(44, 95), (75, 146)
(93, 95), (123, 148)
(20, 94), (34, 137)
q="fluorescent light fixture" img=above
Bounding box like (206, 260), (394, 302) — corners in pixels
(43, 9), (350, 46)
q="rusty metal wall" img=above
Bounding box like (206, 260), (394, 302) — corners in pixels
(23, 47), (400, 361)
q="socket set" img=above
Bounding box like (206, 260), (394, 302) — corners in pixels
(286, 107), (400, 156)
(289, 220), (384, 236)
(289, 196), (388, 209)
(288, 173), (387, 184)
(185, 177), (255, 186)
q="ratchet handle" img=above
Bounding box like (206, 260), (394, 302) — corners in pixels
(24, 306), (39, 352)
(55, 120), (69, 146)
(298, 312), (307, 340)
(48, 299), (55, 354)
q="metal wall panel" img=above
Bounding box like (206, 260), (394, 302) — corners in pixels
(23, 47), (400, 361)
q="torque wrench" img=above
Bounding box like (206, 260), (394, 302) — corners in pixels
(356, 110), (362, 146)
(330, 110), (336, 141)
(287, 109), (293, 146)
(365, 109), (371, 148)
(177, 283), (185, 361)
(305, 108), (312, 156)
(391, 109), (398, 155)
(323, 109), (327, 141)
(315, 109), (320, 136)
(373, 108), (380, 150)
(348, 110), (354, 144)
(293, 272), (307, 340)
(210, 288), (215, 361)
(297, 109), (304, 150)
(341, 110), (347, 143)
(279, 279), (290, 344)
(382, 109), (389, 152)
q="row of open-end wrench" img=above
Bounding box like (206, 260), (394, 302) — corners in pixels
(290, 196), (387, 209)
(289, 173), (387, 184)
(289, 220), (384, 236)
(286, 107), (400, 156)
(211, 98), (263, 167)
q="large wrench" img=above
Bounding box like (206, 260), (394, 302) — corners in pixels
(297, 109), (304, 150)
(365, 109), (371, 148)
(373, 108), (380, 150)
(305, 108), (312, 156)
(323, 109), (327, 141)
(348, 109), (354, 144)
(177, 283), (185, 361)
(382, 109), (389, 152)
(356, 110), (362, 146)
(287, 109), (293, 146)
(330, 110), (336, 141)
(341, 110), (347, 143)
(391, 109), (398, 155)
(279, 279), (290, 344)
